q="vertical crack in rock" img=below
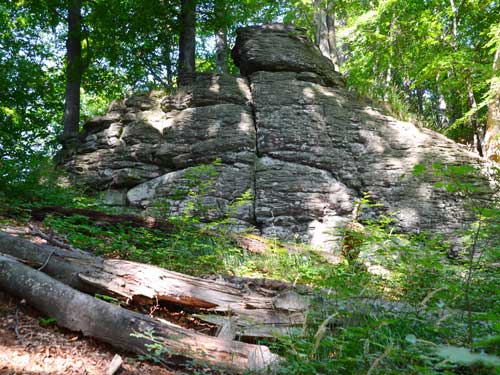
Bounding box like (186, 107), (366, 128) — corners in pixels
(245, 76), (262, 231)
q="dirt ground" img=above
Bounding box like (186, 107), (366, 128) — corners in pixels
(0, 223), (177, 375)
(0, 292), (177, 375)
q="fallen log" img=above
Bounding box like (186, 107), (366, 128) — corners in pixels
(30, 206), (272, 254)
(31, 206), (174, 232)
(30, 206), (340, 263)
(0, 254), (281, 372)
(0, 231), (309, 339)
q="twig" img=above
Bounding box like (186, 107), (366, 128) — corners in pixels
(417, 286), (447, 313)
(37, 249), (56, 271)
(366, 344), (392, 375)
(14, 301), (24, 341)
(28, 224), (77, 252)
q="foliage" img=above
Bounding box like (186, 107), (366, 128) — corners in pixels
(0, 158), (497, 374)
(338, 0), (499, 145)
(38, 316), (57, 326)
(0, 160), (97, 220)
(2, 1), (500, 374)
(130, 329), (172, 364)
(0, 3), (63, 189)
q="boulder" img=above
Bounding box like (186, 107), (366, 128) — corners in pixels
(60, 24), (496, 250)
(232, 24), (345, 87)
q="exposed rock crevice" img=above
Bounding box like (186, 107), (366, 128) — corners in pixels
(245, 77), (261, 229)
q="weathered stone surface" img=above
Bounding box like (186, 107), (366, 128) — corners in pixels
(248, 67), (493, 242)
(64, 148), (165, 189)
(128, 163), (254, 224)
(61, 74), (255, 225)
(158, 104), (255, 168)
(232, 24), (345, 87)
(61, 24), (496, 250)
(161, 73), (252, 111)
(97, 189), (128, 206)
(121, 121), (163, 145)
(255, 157), (353, 246)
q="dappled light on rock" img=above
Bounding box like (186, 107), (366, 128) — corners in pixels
(60, 24), (496, 253)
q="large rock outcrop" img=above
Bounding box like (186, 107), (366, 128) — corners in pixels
(61, 24), (495, 250)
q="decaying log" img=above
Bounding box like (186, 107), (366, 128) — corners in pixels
(0, 254), (281, 372)
(30, 206), (273, 253)
(30, 206), (340, 264)
(0, 231), (309, 339)
(31, 206), (174, 232)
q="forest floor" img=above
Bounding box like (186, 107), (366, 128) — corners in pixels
(1, 202), (499, 375)
(0, 223), (175, 375)
(0, 292), (175, 375)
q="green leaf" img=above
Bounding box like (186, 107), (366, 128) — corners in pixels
(412, 164), (426, 177)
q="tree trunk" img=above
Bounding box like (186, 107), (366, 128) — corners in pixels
(484, 29), (500, 161)
(465, 76), (483, 156)
(383, 13), (396, 101)
(416, 87), (424, 117)
(164, 43), (174, 87)
(214, 0), (229, 73)
(178, 0), (196, 86)
(62, 0), (83, 143)
(435, 73), (450, 129)
(0, 254), (281, 372)
(325, 2), (340, 69)
(0, 231), (308, 339)
(215, 29), (229, 73)
(313, 0), (339, 70)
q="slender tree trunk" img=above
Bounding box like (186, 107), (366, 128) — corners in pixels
(383, 13), (396, 101)
(435, 74), (450, 129)
(325, 1), (340, 69)
(416, 87), (424, 117)
(313, 0), (339, 70)
(449, 0), (458, 50)
(484, 29), (500, 161)
(62, 0), (83, 143)
(465, 76), (483, 156)
(178, 0), (196, 86)
(214, 0), (229, 73)
(215, 29), (228, 73)
(163, 43), (174, 87)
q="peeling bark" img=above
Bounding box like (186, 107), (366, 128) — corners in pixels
(0, 231), (309, 339)
(0, 254), (281, 372)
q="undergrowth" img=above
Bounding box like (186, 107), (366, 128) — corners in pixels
(1, 165), (500, 374)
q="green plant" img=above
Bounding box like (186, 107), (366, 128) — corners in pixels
(95, 293), (120, 305)
(38, 316), (57, 326)
(130, 329), (172, 364)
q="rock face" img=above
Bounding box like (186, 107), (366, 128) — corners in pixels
(61, 24), (495, 250)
